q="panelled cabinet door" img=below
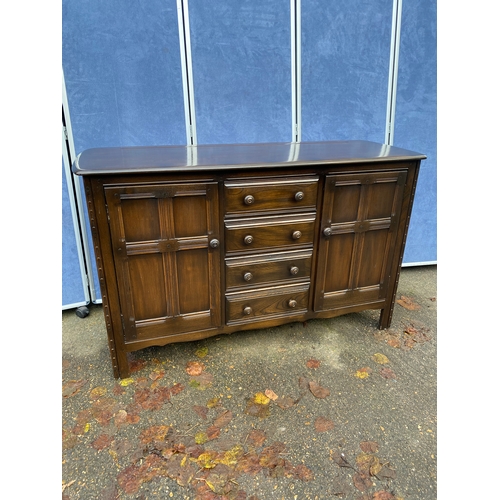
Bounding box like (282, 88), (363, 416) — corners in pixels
(104, 182), (221, 342)
(314, 169), (407, 312)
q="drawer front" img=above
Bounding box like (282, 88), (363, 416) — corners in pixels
(225, 250), (312, 290)
(226, 284), (309, 324)
(224, 176), (318, 215)
(225, 214), (316, 253)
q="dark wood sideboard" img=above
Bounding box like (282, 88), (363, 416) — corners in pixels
(73, 141), (425, 378)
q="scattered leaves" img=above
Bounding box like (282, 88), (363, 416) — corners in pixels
(92, 434), (114, 451)
(253, 392), (271, 405)
(247, 429), (266, 447)
(193, 405), (208, 420)
(90, 386), (107, 399)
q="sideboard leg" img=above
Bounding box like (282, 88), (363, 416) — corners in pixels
(378, 307), (393, 330)
(113, 350), (130, 379)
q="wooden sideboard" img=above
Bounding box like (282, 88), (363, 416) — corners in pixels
(73, 141), (425, 378)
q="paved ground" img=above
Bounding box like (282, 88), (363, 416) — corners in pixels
(62, 265), (437, 500)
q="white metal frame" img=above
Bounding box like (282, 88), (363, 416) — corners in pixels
(62, 124), (91, 309)
(291, 0), (302, 142)
(385, 0), (403, 145)
(177, 0), (197, 146)
(62, 71), (101, 304)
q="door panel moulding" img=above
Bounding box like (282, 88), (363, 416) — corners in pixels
(385, 0), (403, 145)
(62, 71), (100, 304)
(177, 0), (197, 146)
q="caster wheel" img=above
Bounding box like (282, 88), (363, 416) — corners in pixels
(75, 306), (90, 318)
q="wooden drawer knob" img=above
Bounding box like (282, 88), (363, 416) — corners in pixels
(323, 227), (333, 237)
(289, 266), (299, 275)
(243, 272), (253, 282)
(244, 195), (255, 205)
(244, 235), (254, 245)
(292, 230), (302, 240)
(294, 191), (304, 201)
(288, 299), (297, 308)
(209, 238), (219, 248)
(243, 306), (252, 315)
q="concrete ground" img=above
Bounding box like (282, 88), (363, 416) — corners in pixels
(62, 265), (437, 500)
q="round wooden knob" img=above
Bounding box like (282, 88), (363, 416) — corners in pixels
(244, 195), (255, 205)
(243, 306), (252, 315)
(244, 235), (254, 245)
(288, 299), (297, 308)
(294, 191), (304, 201)
(289, 266), (299, 275)
(209, 239), (219, 248)
(243, 272), (253, 282)
(292, 230), (302, 240)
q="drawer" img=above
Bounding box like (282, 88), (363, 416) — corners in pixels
(225, 213), (316, 253)
(225, 249), (312, 290)
(224, 176), (318, 215)
(226, 284), (309, 325)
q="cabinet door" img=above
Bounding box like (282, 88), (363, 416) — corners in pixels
(104, 182), (221, 342)
(314, 170), (407, 312)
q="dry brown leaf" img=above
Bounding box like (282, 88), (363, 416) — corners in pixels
(306, 358), (321, 369)
(265, 389), (279, 401)
(247, 429), (266, 447)
(193, 405), (208, 420)
(353, 471), (373, 492)
(186, 361), (205, 376)
(309, 380), (330, 399)
(214, 410), (233, 428)
(62, 379), (87, 398)
(360, 441), (379, 453)
(380, 367), (397, 379)
(314, 416), (334, 432)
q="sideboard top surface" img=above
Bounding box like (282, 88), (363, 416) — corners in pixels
(73, 140), (426, 176)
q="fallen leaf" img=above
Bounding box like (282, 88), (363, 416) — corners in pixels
(360, 441), (379, 453)
(186, 361), (205, 376)
(139, 425), (170, 444)
(396, 295), (421, 310)
(265, 389), (279, 401)
(214, 410), (233, 428)
(119, 378), (135, 387)
(195, 432), (208, 444)
(247, 429), (266, 447)
(306, 358), (321, 369)
(372, 353), (390, 365)
(380, 367), (397, 379)
(353, 471), (373, 492)
(189, 372), (213, 390)
(207, 397), (221, 408)
(193, 405), (208, 420)
(373, 491), (396, 500)
(309, 381), (330, 399)
(92, 434), (113, 450)
(276, 395), (296, 409)
(206, 426), (221, 441)
(195, 347), (209, 358)
(293, 464), (314, 481)
(253, 392), (271, 405)
(314, 416), (334, 432)
(355, 367), (372, 379)
(149, 369), (165, 381)
(90, 386), (107, 399)
(62, 379), (87, 398)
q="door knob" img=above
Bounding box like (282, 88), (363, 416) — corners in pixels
(244, 235), (254, 245)
(209, 239), (220, 248)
